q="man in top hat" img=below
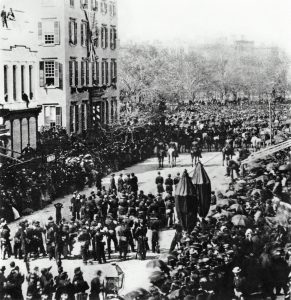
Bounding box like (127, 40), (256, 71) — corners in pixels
(39, 267), (54, 299)
(72, 267), (89, 299)
(165, 174), (174, 195)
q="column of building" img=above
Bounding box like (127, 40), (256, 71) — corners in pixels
(16, 64), (22, 102)
(7, 63), (14, 102)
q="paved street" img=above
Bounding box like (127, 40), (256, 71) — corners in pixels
(3, 152), (230, 296)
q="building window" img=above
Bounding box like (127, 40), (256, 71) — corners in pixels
(110, 26), (117, 50)
(102, 59), (108, 85)
(91, 0), (98, 11)
(70, 0), (74, 7)
(44, 106), (60, 128)
(81, 22), (88, 47)
(29, 65), (33, 99)
(38, 20), (60, 45)
(44, 61), (55, 86)
(44, 34), (54, 44)
(101, 0), (107, 14)
(80, 0), (88, 9)
(110, 59), (117, 81)
(109, 1), (115, 16)
(39, 60), (61, 88)
(101, 25), (108, 49)
(69, 19), (77, 45)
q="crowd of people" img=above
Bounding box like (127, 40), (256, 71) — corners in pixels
(0, 102), (290, 222)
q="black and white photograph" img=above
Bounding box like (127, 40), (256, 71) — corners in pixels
(0, 0), (291, 299)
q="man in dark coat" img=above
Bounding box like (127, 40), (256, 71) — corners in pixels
(109, 174), (117, 193)
(155, 172), (164, 194)
(117, 174), (124, 193)
(165, 174), (173, 195)
(72, 267), (89, 297)
(131, 173), (138, 195)
(90, 270), (103, 300)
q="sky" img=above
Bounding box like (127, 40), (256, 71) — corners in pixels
(118, 0), (291, 54)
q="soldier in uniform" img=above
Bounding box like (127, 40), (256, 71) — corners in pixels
(155, 172), (164, 194)
(78, 227), (91, 263)
(39, 267), (54, 300)
(72, 267), (89, 300)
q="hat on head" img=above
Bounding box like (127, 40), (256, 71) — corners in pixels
(74, 267), (82, 274)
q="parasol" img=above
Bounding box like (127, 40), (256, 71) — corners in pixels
(228, 204), (245, 214)
(231, 214), (251, 227)
(212, 210), (233, 219)
(175, 170), (198, 232)
(192, 162), (212, 218)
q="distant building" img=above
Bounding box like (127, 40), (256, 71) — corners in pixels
(0, 2), (41, 157)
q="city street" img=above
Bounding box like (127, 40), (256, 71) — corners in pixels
(3, 152), (230, 296)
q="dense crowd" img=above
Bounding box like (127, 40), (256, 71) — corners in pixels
(0, 102), (290, 222)
(0, 141), (291, 299)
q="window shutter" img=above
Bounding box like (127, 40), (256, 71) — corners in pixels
(114, 61), (117, 79)
(96, 61), (99, 85)
(54, 61), (59, 88)
(59, 63), (63, 89)
(81, 23), (84, 46)
(86, 61), (89, 86)
(38, 22), (43, 44)
(106, 60), (109, 84)
(69, 61), (73, 86)
(110, 28), (112, 49)
(74, 22), (77, 44)
(56, 107), (62, 127)
(92, 62), (95, 84)
(75, 61), (79, 86)
(69, 21), (72, 43)
(110, 60), (113, 81)
(39, 61), (44, 87)
(54, 21), (60, 45)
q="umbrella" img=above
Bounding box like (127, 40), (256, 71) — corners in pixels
(266, 163), (278, 171)
(274, 135), (285, 144)
(229, 204), (244, 213)
(168, 289), (182, 300)
(175, 170), (198, 232)
(216, 199), (230, 207)
(159, 253), (177, 262)
(266, 180), (275, 187)
(231, 214), (251, 227)
(192, 162), (212, 218)
(212, 210), (233, 219)
(279, 164), (291, 171)
(22, 208), (34, 215)
(149, 270), (166, 284)
(146, 260), (170, 274)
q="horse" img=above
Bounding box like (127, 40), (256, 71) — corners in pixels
(190, 142), (202, 167)
(222, 143), (234, 166)
(167, 143), (178, 168)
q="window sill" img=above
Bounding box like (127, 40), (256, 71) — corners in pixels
(43, 44), (58, 47)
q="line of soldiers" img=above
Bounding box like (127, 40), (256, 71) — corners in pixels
(0, 261), (104, 300)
